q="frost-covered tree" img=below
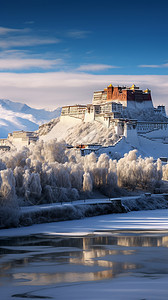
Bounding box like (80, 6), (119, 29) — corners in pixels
(23, 170), (42, 201)
(0, 139), (165, 208)
(83, 172), (93, 192)
(0, 169), (16, 201)
(117, 150), (162, 190)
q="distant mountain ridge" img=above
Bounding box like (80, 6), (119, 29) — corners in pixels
(0, 99), (61, 138)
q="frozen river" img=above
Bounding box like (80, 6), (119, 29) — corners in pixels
(0, 230), (168, 299)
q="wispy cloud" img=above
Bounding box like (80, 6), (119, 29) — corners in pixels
(0, 50), (64, 70)
(139, 64), (168, 68)
(0, 36), (60, 48)
(0, 73), (167, 110)
(139, 64), (160, 68)
(77, 64), (119, 71)
(0, 58), (63, 70)
(0, 26), (60, 49)
(67, 30), (91, 39)
(0, 27), (30, 35)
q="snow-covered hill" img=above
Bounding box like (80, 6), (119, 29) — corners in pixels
(39, 115), (168, 160)
(40, 116), (119, 146)
(0, 99), (61, 138)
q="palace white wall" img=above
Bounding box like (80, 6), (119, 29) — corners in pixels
(124, 123), (139, 147)
(84, 111), (95, 122)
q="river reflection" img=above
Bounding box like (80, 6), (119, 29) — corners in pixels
(0, 232), (168, 287)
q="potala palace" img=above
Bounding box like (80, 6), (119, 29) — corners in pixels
(61, 84), (168, 144)
(1, 83), (168, 159)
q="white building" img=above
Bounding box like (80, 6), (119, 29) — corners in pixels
(0, 131), (39, 148)
(60, 83), (168, 143)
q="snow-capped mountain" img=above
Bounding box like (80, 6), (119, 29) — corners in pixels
(0, 99), (61, 138)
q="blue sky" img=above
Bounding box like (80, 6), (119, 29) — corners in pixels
(0, 0), (168, 108)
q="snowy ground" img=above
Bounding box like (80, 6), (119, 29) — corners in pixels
(98, 134), (168, 159)
(20, 196), (141, 213)
(16, 194), (167, 228)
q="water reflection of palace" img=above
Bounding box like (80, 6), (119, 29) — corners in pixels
(0, 233), (168, 286)
(81, 234), (168, 249)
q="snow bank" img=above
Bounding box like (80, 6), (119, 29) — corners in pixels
(122, 194), (167, 211)
(19, 201), (126, 227)
(1, 194), (166, 228)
